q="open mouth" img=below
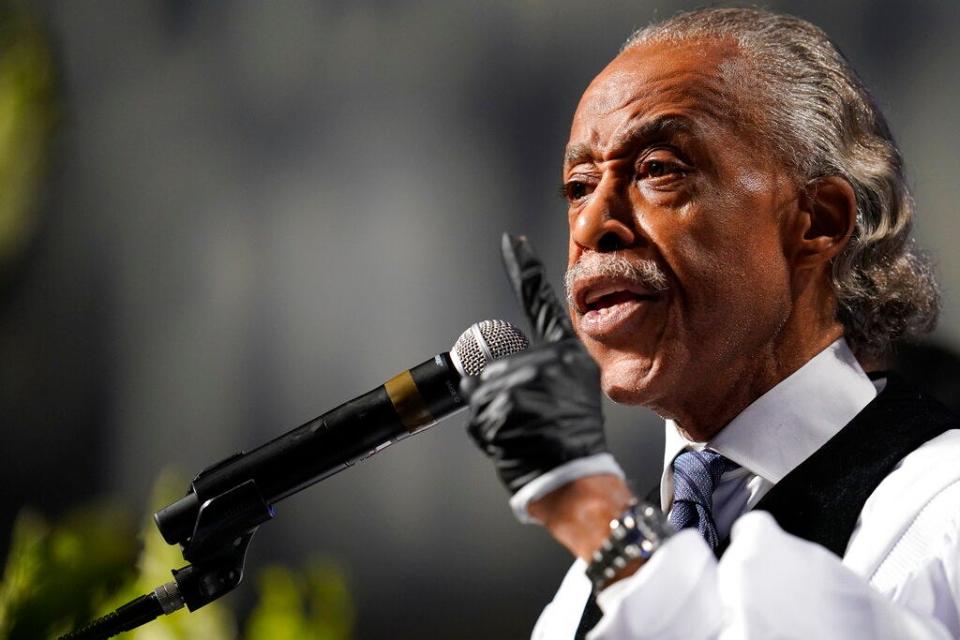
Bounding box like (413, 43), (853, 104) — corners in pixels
(572, 277), (664, 338)
(576, 279), (661, 315)
(584, 289), (658, 313)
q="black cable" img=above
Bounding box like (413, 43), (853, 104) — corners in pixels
(59, 592), (164, 640)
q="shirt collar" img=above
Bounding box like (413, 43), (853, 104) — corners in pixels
(661, 338), (877, 490)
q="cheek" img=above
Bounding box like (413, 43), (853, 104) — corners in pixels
(567, 235), (579, 269)
(665, 206), (792, 334)
(718, 246), (792, 352)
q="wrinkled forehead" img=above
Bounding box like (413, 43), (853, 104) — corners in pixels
(567, 38), (757, 160)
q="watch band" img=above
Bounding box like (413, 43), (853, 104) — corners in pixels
(585, 501), (675, 593)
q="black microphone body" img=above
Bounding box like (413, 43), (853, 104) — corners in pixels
(63, 321), (526, 633)
(155, 351), (467, 546)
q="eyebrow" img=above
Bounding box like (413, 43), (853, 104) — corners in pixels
(563, 115), (694, 170)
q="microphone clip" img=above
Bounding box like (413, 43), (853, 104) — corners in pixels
(172, 477), (275, 611)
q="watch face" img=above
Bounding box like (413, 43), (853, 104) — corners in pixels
(0, 2), (58, 282)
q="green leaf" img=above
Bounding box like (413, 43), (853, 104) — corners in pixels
(0, 469), (355, 640)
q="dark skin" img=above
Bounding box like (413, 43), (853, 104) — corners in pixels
(529, 38), (858, 566)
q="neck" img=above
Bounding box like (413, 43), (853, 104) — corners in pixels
(670, 277), (843, 442)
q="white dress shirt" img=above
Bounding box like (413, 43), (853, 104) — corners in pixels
(528, 339), (960, 639)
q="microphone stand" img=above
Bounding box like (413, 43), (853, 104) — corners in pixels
(60, 459), (276, 639)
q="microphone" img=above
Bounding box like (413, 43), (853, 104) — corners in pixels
(154, 319), (529, 547)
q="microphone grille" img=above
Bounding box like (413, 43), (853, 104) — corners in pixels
(451, 319), (529, 377)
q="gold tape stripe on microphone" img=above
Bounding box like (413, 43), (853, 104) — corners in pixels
(384, 370), (435, 431)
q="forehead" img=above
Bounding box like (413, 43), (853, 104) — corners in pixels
(567, 38), (746, 163)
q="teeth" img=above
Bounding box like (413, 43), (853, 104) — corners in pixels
(585, 285), (626, 307)
(579, 278), (660, 313)
(593, 298), (626, 315)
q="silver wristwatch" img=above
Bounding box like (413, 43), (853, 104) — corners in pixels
(585, 501), (675, 593)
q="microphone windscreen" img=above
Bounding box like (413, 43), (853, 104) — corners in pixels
(450, 319), (528, 377)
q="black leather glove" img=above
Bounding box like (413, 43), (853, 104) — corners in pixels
(462, 233), (609, 494)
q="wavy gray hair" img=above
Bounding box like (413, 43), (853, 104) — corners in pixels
(623, 8), (939, 359)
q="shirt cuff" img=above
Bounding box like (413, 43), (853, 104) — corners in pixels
(590, 529), (722, 639)
(508, 453), (626, 524)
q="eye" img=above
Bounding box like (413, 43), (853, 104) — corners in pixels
(646, 160), (669, 177)
(561, 180), (593, 203)
(637, 152), (690, 183)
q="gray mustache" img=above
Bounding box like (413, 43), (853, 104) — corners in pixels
(564, 254), (669, 308)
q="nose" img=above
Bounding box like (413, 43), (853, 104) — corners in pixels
(570, 180), (637, 252)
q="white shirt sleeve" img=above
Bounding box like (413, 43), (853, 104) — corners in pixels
(589, 530), (722, 639)
(532, 559), (594, 640)
(587, 511), (960, 640)
(509, 453), (625, 523)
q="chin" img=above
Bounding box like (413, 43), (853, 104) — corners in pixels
(598, 354), (661, 405)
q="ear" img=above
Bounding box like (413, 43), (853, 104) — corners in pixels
(788, 176), (858, 269)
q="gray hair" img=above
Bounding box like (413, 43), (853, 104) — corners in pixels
(623, 8), (939, 359)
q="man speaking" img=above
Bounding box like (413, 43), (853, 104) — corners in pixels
(464, 8), (959, 639)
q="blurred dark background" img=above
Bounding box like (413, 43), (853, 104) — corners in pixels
(2, 1), (958, 638)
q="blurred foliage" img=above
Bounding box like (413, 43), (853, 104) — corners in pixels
(0, 470), (354, 640)
(246, 562), (354, 640)
(0, 506), (139, 639)
(0, 0), (58, 274)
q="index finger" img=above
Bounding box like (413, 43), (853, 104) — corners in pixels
(501, 232), (576, 343)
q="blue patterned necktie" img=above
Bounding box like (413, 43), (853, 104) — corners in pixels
(576, 449), (739, 638)
(668, 449), (740, 549)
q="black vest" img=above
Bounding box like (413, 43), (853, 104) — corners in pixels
(576, 374), (959, 638)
